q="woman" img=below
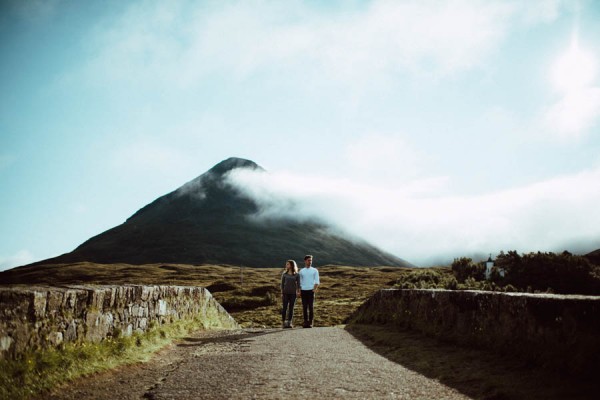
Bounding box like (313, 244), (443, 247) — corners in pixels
(281, 259), (300, 328)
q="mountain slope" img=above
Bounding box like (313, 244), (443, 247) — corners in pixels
(27, 157), (411, 268)
(586, 248), (600, 265)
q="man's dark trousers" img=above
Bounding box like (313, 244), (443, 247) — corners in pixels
(301, 290), (315, 326)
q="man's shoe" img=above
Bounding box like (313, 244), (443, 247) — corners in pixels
(302, 321), (309, 328)
(287, 320), (293, 329)
(309, 320), (314, 328)
(282, 321), (287, 328)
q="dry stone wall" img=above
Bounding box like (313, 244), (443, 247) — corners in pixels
(0, 285), (239, 360)
(350, 289), (600, 377)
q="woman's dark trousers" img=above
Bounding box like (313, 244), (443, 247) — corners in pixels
(282, 293), (297, 322)
(301, 290), (315, 326)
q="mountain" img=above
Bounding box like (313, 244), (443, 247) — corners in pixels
(26, 157), (411, 268)
(586, 249), (600, 265)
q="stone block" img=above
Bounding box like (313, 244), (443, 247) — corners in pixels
(157, 299), (168, 316)
(47, 332), (63, 346)
(0, 336), (13, 352)
(141, 286), (152, 301)
(46, 290), (63, 316)
(32, 291), (47, 319)
(65, 320), (77, 342)
(63, 290), (77, 312)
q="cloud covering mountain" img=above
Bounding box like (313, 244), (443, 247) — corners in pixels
(26, 158), (410, 268)
(225, 164), (600, 265)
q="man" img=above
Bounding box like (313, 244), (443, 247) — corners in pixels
(299, 254), (320, 328)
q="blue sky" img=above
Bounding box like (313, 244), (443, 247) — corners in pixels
(1, 0), (600, 269)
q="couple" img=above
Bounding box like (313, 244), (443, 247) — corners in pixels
(281, 254), (320, 329)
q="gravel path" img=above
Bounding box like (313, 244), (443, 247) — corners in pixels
(45, 327), (470, 400)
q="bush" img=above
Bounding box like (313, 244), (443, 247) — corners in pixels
(395, 270), (456, 290)
(451, 258), (485, 282)
(497, 250), (600, 295)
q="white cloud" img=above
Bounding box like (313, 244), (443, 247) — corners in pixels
(83, 0), (521, 91)
(345, 133), (422, 178)
(225, 166), (600, 266)
(541, 88), (600, 139)
(519, 0), (565, 25)
(0, 250), (36, 271)
(538, 32), (600, 140)
(342, 132), (450, 192)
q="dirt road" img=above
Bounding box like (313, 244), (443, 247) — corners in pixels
(45, 327), (469, 399)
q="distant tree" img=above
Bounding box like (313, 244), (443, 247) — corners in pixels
(496, 250), (600, 295)
(396, 251), (600, 295)
(451, 257), (485, 282)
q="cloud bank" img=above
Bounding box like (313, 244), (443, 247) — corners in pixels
(225, 166), (600, 266)
(83, 0), (547, 90)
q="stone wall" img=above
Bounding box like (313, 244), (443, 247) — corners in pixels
(350, 289), (600, 376)
(0, 285), (239, 360)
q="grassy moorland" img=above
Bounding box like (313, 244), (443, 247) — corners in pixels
(0, 262), (416, 327)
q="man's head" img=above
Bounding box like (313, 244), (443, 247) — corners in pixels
(304, 255), (313, 267)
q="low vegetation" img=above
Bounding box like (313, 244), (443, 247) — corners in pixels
(0, 316), (210, 400)
(393, 251), (600, 295)
(450, 251), (600, 295)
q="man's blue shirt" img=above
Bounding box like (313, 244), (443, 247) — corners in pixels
(299, 266), (320, 290)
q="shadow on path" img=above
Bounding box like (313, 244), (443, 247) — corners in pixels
(176, 328), (281, 348)
(346, 324), (599, 400)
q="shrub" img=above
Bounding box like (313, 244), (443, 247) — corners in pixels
(395, 270), (456, 290)
(451, 258), (485, 282)
(497, 250), (600, 295)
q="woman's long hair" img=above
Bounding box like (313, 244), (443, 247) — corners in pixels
(285, 260), (298, 275)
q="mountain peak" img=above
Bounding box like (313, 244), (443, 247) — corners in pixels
(24, 156), (411, 268)
(208, 157), (264, 176)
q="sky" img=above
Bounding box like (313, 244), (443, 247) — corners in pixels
(1, 0), (600, 269)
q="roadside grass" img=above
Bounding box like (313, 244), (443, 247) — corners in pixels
(0, 317), (225, 400)
(346, 324), (599, 400)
